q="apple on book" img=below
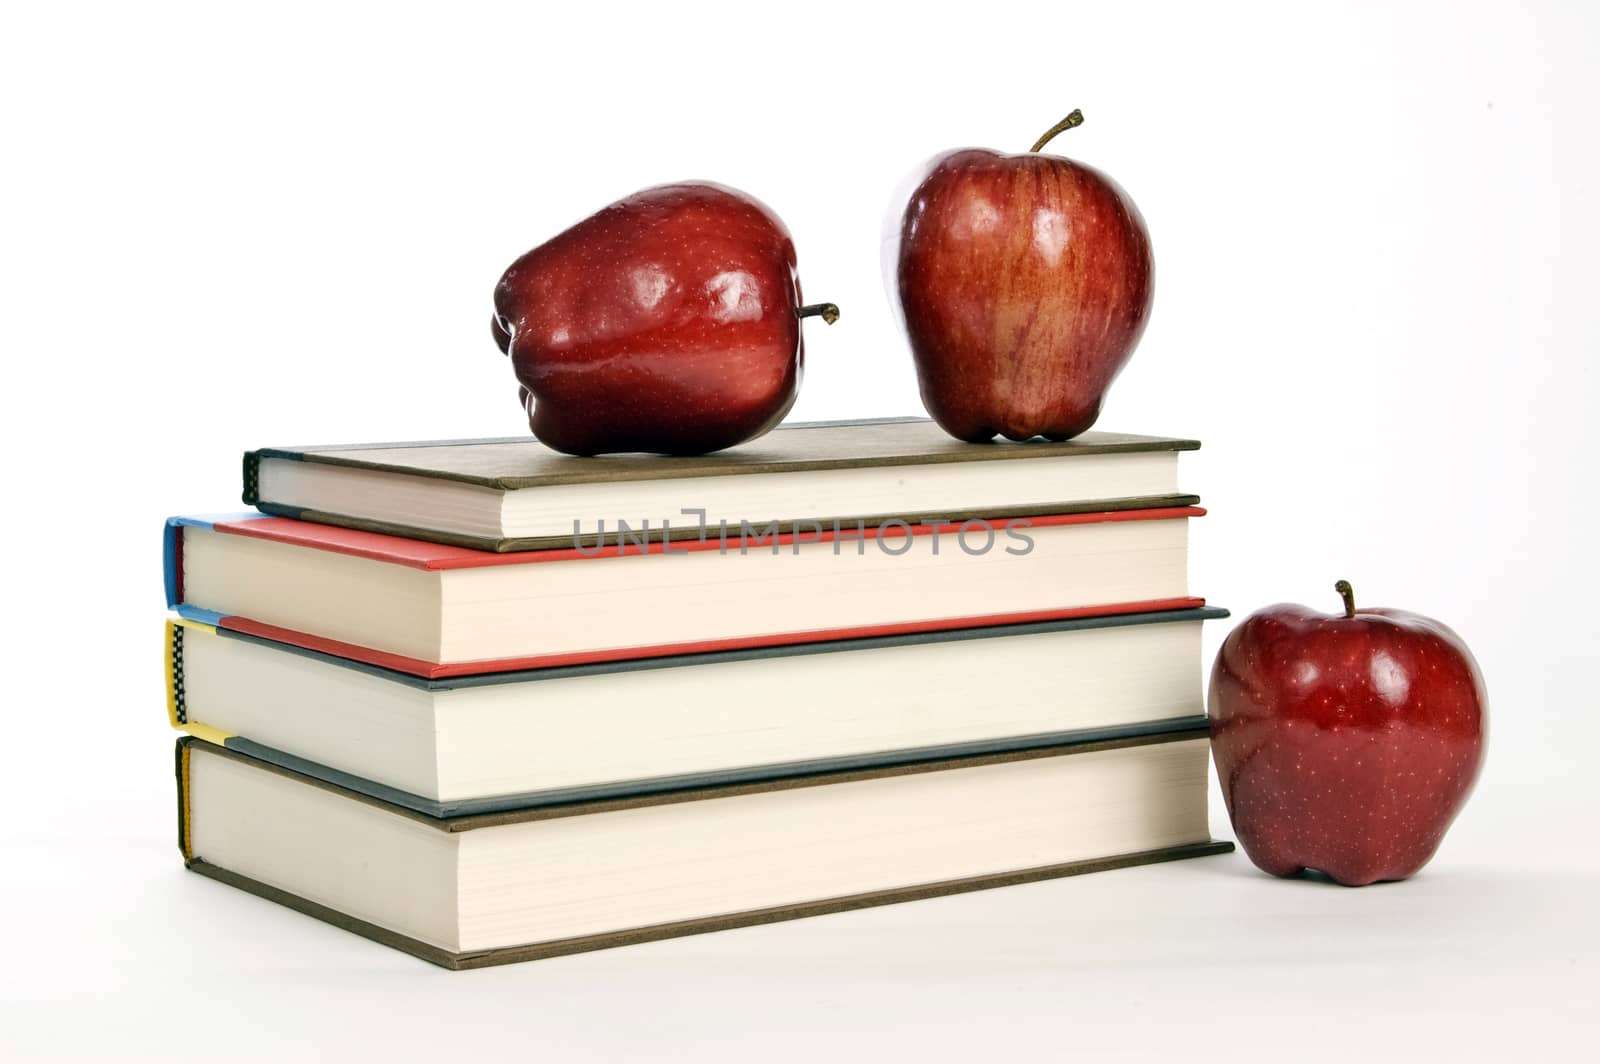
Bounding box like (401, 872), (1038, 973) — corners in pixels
(493, 182), (838, 457)
(890, 110), (1154, 443)
(1208, 581), (1487, 886)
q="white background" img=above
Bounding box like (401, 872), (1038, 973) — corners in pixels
(3, 0), (1596, 1058)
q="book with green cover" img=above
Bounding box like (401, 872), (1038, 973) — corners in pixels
(245, 416), (1200, 550)
(177, 731), (1232, 969)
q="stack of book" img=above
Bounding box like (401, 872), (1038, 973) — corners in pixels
(165, 417), (1231, 969)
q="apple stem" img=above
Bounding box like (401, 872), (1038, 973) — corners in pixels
(1030, 110), (1085, 153)
(799, 303), (840, 325)
(1335, 580), (1357, 618)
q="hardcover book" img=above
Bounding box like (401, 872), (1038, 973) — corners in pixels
(166, 606), (1228, 815)
(176, 732), (1232, 969)
(244, 417), (1200, 551)
(164, 508), (1206, 677)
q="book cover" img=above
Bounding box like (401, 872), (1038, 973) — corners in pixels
(245, 417), (1202, 551)
(164, 509), (1209, 678)
(176, 735), (1234, 969)
(165, 605), (1229, 817)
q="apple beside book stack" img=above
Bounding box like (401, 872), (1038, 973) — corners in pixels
(1210, 582), (1487, 885)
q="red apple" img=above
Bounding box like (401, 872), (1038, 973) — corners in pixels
(1209, 581), (1487, 885)
(493, 182), (837, 456)
(891, 110), (1153, 443)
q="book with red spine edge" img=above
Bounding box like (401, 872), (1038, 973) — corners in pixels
(165, 508), (1207, 679)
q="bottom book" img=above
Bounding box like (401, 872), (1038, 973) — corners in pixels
(176, 731), (1232, 969)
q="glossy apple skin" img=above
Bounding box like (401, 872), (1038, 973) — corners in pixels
(1209, 602), (1487, 886)
(894, 149), (1153, 443)
(493, 183), (805, 456)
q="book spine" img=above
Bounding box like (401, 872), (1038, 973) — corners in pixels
(175, 736), (194, 860)
(164, 620), (234, 746)
(162, 518), (184, 609)
(164, 514), (263, 623)
(241, 450), (261, 505)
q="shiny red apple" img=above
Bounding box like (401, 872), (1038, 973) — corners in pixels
(1209, 581), (1487, 886)
(493, 182), (836, 456)
(892, 110), (1153, 443)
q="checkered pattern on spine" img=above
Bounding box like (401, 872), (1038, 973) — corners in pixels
(172, 624), (186, 724)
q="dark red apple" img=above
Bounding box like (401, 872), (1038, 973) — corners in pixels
(1209, 581), (1487, 886)
(892, 110), (1153, 443)
(493, 182), (837, 456)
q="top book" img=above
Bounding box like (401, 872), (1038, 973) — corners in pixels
(245, 416), (1199, 552)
